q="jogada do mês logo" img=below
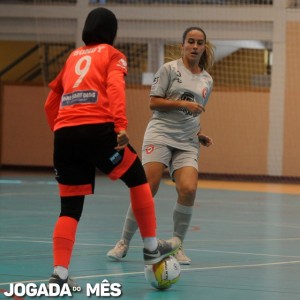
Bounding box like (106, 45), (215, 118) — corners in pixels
(1, 279), (122, 298)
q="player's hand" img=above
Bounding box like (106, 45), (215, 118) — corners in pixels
(184, 102), (205, 116)
(115, 130), (129, 150)
(198, 133), (213, 147)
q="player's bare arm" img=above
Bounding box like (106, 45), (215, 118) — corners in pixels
(149, 96), (205, 115)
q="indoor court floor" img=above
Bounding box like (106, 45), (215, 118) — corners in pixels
(1, 169), (300, 300)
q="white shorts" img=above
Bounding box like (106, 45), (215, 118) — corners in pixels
(142, 143), (199, 177)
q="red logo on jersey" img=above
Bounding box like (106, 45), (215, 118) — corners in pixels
(145, 145), (154, 154)
(202, 87), (208, 99)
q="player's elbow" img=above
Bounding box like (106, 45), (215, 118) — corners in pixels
(149, 97), (160, 110)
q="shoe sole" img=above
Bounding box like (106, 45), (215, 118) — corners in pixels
(107, 252), (127, 261)
(107, 255), (123, 261)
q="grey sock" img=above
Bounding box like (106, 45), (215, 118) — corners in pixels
(121, 204), (138, 245)
(173, 203), (193, 242)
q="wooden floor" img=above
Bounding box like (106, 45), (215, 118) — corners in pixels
(1, 170), (300, 299)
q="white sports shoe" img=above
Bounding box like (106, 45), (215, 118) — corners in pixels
(107, 240), (129, 261)
(174, 247), (191, 265)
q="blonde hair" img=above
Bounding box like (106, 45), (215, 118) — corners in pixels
(203, 40), (215, 71)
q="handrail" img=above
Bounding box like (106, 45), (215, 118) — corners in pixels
(16, 63), (41, 82)
(0, 43), (74, 83)
(0, 44), (39, 78)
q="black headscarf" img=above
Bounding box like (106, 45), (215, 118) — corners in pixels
(82, 7), (118, 46)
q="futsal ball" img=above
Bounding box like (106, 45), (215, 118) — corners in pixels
(144, 255), (181, 290)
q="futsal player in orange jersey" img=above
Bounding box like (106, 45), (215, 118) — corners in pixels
(44, 7), (180, 287)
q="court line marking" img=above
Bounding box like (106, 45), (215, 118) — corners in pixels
(1, 238), (300, 260)
(1, 260), (300, 286)
(2, 178), (300, 195)
(3, 233), (300, 244)
(0, 180), (57, 185)
(164, 179), (300, 195)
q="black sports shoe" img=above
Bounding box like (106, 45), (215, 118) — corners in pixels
(48, 273), (78, 289)
(143, 237), (181, 265)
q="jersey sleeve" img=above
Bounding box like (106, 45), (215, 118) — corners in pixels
(44, 89), (62, 131)
(48, 64), (65, 94)
(150, 64), (170, 98)
(106, 52), (128, 133)
(44, 67), (65, 131)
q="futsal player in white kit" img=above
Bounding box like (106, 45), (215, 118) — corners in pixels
(107, 26), (215, 265)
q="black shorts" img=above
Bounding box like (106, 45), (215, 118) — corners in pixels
(54, 123), (137, 196)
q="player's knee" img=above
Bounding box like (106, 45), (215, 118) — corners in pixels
(177, 184), (197, 202)
(120, 157), (147, 188)
(60, 196), (84, 221)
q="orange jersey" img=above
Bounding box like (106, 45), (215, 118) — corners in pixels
(45, 44), (128, 133)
